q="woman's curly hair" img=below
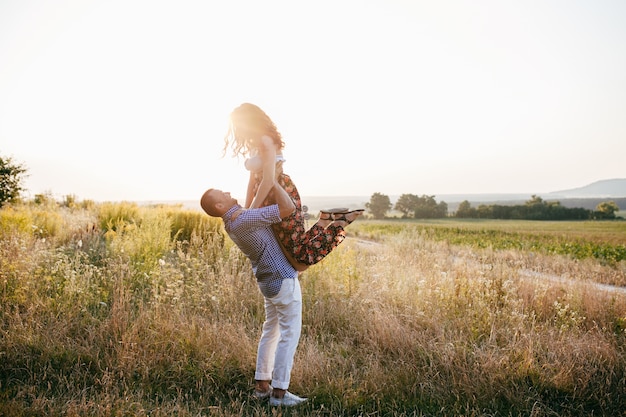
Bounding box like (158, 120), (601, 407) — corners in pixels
(223, 103), (285, 158)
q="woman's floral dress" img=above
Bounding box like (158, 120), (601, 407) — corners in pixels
(253, 171), (346, 265)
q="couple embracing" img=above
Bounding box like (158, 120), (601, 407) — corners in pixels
(201, 103), (363, 407)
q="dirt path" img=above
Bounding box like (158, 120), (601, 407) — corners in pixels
(518, 268), (626, 296)
(350, 237), (626, 296)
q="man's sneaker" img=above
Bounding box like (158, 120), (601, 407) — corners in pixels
(269, 391), (308, 407)
(253, 386), (272, 399)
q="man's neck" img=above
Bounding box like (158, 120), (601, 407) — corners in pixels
(223, 204), (243, 222)
(230, 207), (244, 222)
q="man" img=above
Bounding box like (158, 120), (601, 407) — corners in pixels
(200, 178), (308, 407)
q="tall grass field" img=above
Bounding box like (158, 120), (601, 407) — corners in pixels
(1, 201), (625, 416)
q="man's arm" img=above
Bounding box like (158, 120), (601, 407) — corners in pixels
(272, 178), (296, 219)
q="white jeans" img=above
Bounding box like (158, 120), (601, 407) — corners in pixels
(255, 278), (302, 390)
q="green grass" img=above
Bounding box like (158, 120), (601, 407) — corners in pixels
(351, 218), (626, 272)
(1, 203), (625, 416)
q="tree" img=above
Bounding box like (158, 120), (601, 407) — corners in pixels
(366, 192), (391, 219)
(525, 195), (544, 206)
(413, 195), (445, 218)
(394, 193), (419, 218)
(524, 195), (549, 220)
(455, 200), (475, 218)
(595, 201), (619, 219)
(476, 204), (492, 218)
(0, 155), (27, 207)
(436, 200), (448, 218)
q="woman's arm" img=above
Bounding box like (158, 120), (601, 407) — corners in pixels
(248, 135), (277, 209)
(244, 171), (256, 208)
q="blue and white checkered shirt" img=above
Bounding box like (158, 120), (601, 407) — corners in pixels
(222, 204), (297, 297)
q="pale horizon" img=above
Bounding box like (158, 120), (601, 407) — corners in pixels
(2, 0), (625, 202)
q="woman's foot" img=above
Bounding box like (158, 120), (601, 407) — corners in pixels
(318, 212), (334, 227)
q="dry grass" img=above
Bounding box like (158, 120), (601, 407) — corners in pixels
(1, 203), (625, 416)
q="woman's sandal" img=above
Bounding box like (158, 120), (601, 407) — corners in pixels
(320, 207), (350, 215)
(332, 209), (364, 224)
(320, 207), (349, 221)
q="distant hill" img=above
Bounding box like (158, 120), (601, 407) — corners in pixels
(546, 178), (626, 198)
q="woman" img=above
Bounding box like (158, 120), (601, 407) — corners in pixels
(223, 103), (362, 269)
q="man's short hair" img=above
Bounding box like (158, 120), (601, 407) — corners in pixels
(200, 188), (220, 217)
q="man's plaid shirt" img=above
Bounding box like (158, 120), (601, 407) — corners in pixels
(222, 204), (297, 297)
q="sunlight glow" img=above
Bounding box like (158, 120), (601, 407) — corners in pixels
(1, 0), (624, 201)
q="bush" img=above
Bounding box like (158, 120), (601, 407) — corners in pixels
(0, 207), (31, 237)
(166, 208), (223, 245)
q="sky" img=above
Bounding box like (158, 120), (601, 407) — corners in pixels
(1, 0), (625, 202)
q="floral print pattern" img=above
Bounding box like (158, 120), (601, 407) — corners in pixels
(254, 172), (346, 265)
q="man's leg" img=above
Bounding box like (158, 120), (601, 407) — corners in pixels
(270, 278), (302, 395)
(255, 296), (280, 392)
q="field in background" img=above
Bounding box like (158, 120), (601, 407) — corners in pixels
(1, 202), (625, 416)
(145, 197), (626, 220)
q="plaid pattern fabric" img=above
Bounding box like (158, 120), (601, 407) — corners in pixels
(223, 204), (297, 297)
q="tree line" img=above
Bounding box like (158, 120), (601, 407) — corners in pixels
(365, 192), (621, 221)
(0, 154), (622, 221)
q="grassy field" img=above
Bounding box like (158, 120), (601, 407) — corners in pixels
(349, 218), (626, 285)
(1, 202), (625, 416)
